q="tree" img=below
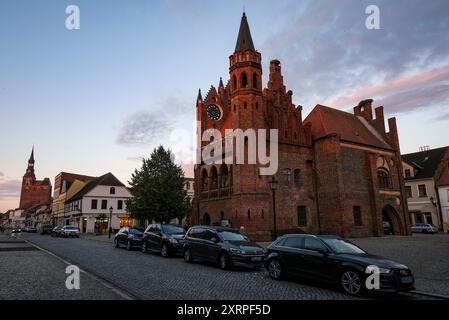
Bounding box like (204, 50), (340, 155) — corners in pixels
(126, 146), (191, 224)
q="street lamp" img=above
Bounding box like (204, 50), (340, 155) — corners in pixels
(108, 206), (113, 239)
(268, 175), (278, 240)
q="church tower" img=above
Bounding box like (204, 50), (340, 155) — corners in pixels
(23, 147), (36, 188)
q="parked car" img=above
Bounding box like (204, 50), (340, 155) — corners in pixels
(114, 227), (144, 250)
(383, 221), (392, 235)
(40, 224), (54, 235)
(25, 226), (37, 233)
(183, 226), (265, 270)
(51, 226), (64, 237)
(61, 226), (80, 238)
(411, 223), (438, 234)
(265, 234), (415, 296)
(11, 227), (22, 234)
(141, 223), (186, 257)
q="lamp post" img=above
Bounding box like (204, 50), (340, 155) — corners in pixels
(268, 175), (278, 240)
(108, 206), (113, 239)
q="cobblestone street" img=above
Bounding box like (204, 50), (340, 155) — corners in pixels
(0, 232), (440, 300)
(351, 233), (449, 297)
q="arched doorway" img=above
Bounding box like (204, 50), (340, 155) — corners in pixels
(382, 205), (403, 235)
(203, 213), (211, 226)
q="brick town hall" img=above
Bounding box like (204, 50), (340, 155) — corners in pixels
(193, 13), (411, 241)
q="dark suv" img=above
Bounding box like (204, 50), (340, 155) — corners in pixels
(141, 223), (186, 257)
(183, 226), (265, 270)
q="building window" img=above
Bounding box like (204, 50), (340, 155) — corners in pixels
(353, 206), (362, 226)
(91, 199), (98, 210)
(297, 206), (307, 227)
(117, 200), (123, 210)
(247, 209), (251, 220)
(405, 186), (412, 198)
(252, 73), (258, 89)
(294, 169), (301, 188)
(283, 169), (292, 187)
(241, 73), (248, 88)
(404, 169), (411, 178)
(425, 213), (433, 225)
(377, 169), (390, 189)
(261, 209), (264, 219)
(101, 200), (107, 210)
(418, 184), (427, 197)
(233, 75), (237, 90)
(244, 102), (247, 109)
(110, 187), (115, 195)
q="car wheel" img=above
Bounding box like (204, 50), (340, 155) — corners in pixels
(340, 269), (364, 296)
(126, 240), (132, 251)
(141, 241), (147, 253)
(268, 258), (283, 280)
(422, 229), (428, 234)
(114, 239), (120, 248)
(219, 253), (231, 270)
(183, 248), (193, 263)
(161, 243), (169, 257)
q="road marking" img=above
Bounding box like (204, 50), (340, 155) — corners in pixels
(20, 236), (138, 300)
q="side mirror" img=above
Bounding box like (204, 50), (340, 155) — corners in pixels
(211, 237), (219, 243)
(318, 248), (329, 255)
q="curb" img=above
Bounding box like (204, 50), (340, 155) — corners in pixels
(410, 290), (449, 300)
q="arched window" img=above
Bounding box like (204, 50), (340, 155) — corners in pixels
(247, 209), (251, 220)
(233, 75), (237, 90)
(241, 73), (248, 88)
(378, 169), (390, 189)
(201, 169), (208, 191)
(252, 73), (258, 89)
(294, 169), (301, 188)
(110, 187), (115, 195)
(283, 168), (292, 187)
(221, 165), (229, 188)
(211, 166), (218, 189)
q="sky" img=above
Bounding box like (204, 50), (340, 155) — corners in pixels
(1, 0), (449, 212)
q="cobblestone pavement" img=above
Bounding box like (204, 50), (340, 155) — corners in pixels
(0, 234), (125, 300)
(14, 233), (430, 300)
(351, 233), (449, 297)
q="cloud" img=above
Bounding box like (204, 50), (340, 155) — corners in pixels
(328, 65), (449, 114)
(0, 178), (21, 200)
(261, 0), (449, 114)
(0, 172), (4, 177)
(116, 96), (190, 146)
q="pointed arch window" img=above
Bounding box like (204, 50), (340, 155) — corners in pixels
(252, 72), (258, 89)
(241, 73), (248, 88)
(377, 169), (390, 189)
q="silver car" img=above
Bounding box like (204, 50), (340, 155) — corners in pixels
(61, 226), (80, 238)
(411, 223), (438, 234)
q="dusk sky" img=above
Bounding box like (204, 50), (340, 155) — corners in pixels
(1, 0), (449, 212)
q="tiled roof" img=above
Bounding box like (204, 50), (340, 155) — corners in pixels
(304, 104), (394, 150)
(234, 13), (255, 53)
(66, 172), (125, 203)
(403, 146), (449, 181)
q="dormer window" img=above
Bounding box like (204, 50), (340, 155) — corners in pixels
(404, 169), (411, 178)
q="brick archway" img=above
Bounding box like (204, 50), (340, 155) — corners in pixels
(382, 205), (404, 235)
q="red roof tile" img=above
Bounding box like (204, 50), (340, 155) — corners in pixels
(304, 105), (394, 150)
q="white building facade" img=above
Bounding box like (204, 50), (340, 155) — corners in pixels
(64, 173), (132, 234)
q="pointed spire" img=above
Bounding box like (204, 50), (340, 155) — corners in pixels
(29, 146), (35, 164)
(197, 89), (203, 103)
(234, 12), (255, 53)
(219, 77), (224, 89)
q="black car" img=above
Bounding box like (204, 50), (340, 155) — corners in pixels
(265, 234), (415, 296)
(114, 227), (144, 250)
(141, 223), (186, 257)
(183, 226), (265, 270)
(41, 224), (54, 235)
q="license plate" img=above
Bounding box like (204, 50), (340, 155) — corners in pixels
(251, 257), (262, 262)
(400, 276), (413, 284)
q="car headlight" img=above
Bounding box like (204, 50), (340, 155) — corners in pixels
(169, 238), (178, 244)
(378, 267), (392, 274)
(230, 248), (246, 254)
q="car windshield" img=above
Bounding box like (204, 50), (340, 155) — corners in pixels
(129, 228), (144, 235)
(65, 226), (76, 230)
(321, 238), (366, 254)
(162, 225), (185, 235)
(218, 230), (249, 242)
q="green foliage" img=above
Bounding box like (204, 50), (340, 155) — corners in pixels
(125, 146), (191, 223)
